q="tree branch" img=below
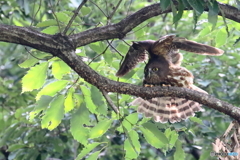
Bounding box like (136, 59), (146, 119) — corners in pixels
(57, 50), (240, 122)
(0, 1), (240, 122)
(101, 90), (119, 114)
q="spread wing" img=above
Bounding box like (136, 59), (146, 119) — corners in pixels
(173, 37), (224, 55)
(116, 42), (149, 77)
(132, 97), (203, 123)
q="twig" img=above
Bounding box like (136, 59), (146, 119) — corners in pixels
(49, 0), (61, 32)
(102, 90), (119, 113)
(63, 0), (88, 35)
(108, 0), (123, 22)
(88, 39), (113, 65)
(30, 0), (42, 26)
(106, 40), (124, 57)
(90, 0), (108, 18)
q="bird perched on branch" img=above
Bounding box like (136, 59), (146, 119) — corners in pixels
(116, 35), (224, 123)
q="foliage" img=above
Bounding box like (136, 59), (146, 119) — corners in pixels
(0, 0), (240, 159)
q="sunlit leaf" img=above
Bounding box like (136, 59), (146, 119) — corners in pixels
(89, 119), (112, 139)
(19, 57), (39, 68)
(215, 28), (227, 47)
(22, 62), (48, 92)
(41, 95), (65, 130)
(198, 26), (211, 37)
(174, 140), (185, 160)
(64, 88), (75, 113)
(124, 130), (141, 159)
(36, 19), (58, 27)
(41, 26), (59, 34)
(55, 12), (70, 23)
(52, 60), (71, 79)
(81, 6), (91, 16)
(73, 93), (84, 107)
(76, 142), (100, 160)
(36, 80), (68, 100)
(70, 104), (90, 145)
(80, 85), (97, 113)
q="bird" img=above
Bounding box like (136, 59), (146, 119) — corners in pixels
(116, 35), (224, 123)
(116, 35), (224, 77)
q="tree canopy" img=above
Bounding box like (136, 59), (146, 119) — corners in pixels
(0, 0), (240, 159)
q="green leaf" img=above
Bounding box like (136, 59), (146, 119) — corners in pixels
(140, 127), (166, 149)
(181, 0), (191, 8)
(89, 119), (112, 139)
(189, 117), (203, 124)
(19, 57), (39, 68)
(41, 95), (65, 130)
(208, 1), (219, 29)
(80, 85), (97, 113)
(22, 62), (48, 92)
(103, 51), (113, 65)
(215, 28), (227, 47)
(36, 19), (58, 27)
(160, 0), (171, 11)
(120, 113), (139, 132)
(76, 142), (100, 160)
(174, 140), (185, 160)
(124, 130), (141, 159)
(36, 80), (68, 100)
(173, 0), (184, 24)
(198, 26), (211, 37)
(73, 93), (84, 107)
(0, 123), (19, 146)
(41, 26), (59, 34)
(70, 104), (90, 145)
(52, 60), (71, 79)
(165, 128), (179, 149)
(91, 86), (107, 115)
(187, 0), (204, 15)
(29, 96), (53, 121)
(86, 151), (100, 160)
(64, 88), (75, 113)
(55, 12), (70, 23)
(142, 122), (168, 144)
(7, 144), (26, 152)
(81, 6), (91, 16)
(199, 149), (212, 160)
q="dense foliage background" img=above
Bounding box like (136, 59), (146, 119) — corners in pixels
(0, 0), (240, 159)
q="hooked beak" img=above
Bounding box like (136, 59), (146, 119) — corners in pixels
(147, 68), (152, 78)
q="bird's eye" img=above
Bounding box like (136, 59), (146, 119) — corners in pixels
(152, 68), (158, 72)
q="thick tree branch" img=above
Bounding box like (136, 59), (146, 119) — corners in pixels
(1, 2), (239, 51)
(0, 1), (240, 122)
(57, 50), (240, 122)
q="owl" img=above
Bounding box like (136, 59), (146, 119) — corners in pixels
(116, 35), (224, 76)
(116, 35), (224, 123)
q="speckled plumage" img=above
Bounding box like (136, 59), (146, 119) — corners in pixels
(116, 35), (224, 123)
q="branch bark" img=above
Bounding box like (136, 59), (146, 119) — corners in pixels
(0, 1), (240, 122)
